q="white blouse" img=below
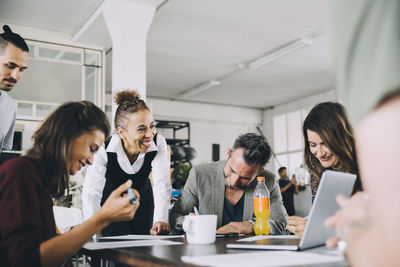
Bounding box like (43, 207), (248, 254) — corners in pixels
(82, 134), (171, 224)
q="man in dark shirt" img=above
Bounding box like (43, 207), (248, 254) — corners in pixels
(278, 167), (298, 216)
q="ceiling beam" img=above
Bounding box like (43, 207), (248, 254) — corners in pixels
(148, 94), (265, 110)
(72, 0), (105, 41)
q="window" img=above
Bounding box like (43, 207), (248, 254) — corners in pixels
(9, 41), (104, 121)
(273, 109), (310, 180)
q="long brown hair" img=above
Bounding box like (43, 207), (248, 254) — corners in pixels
(26, 101), (110, 197)
(303, 102), (361, 195)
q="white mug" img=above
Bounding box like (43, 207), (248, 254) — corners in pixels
(182, 214), (217, 244)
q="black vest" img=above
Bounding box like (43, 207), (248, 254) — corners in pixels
(100, 134), (158, 236)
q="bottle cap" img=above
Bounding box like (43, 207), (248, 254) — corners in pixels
(256, 176), (265, 182)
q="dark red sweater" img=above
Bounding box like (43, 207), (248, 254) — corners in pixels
(0, 157), (56, 267)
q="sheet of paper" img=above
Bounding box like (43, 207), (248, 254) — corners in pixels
(181, 251), (344, 267)
(97, 234), (184, 240)
(237, 235), (299, 242)
(83, 240), (182, 250)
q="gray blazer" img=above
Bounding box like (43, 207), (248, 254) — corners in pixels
(169, 161), (288, 234)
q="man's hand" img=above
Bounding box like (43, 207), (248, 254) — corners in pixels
(216, 221), (253, 235)
(150, 221), (171, 235)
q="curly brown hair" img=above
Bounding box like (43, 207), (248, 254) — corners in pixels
(114, 90), (149, 130)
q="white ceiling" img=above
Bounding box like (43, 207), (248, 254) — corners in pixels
(0, 0), (103, 35)
(0, 0), (332, 109)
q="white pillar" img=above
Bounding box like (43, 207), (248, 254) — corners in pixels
(103, 0), (157, 122)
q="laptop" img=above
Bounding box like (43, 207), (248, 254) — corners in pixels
(227, 170), (356, 251)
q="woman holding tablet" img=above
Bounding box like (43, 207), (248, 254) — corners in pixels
(286, 102), (362, 237)
(0, 101), (139, 266)
(82, 90), (171, 236)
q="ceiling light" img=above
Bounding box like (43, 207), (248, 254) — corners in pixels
(179, 80), (220, 98)
(249, 37), (314, 68)
(177, 30), (324, 100)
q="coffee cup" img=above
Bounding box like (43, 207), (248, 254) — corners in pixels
(182, 214), (217, 244)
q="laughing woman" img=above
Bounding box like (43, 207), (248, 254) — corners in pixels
(82, 90), (172, 236)
(0, 101), (139, 266)
(286, 102), (362, 237)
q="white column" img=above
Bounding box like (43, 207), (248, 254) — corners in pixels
(103, 0), (157, 121)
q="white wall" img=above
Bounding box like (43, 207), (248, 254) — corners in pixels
(146, 90), (336, 172)
(18, 90), (335, 170)
(147, 98), (263, 165)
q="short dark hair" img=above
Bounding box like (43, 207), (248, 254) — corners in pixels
(278, 167), (287, 173)
(231, 133), (271, 167)
(376, 88), (400, 108)
(0, 25), (29, 53)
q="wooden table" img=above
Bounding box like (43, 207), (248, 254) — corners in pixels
(81, 236), (349, 267)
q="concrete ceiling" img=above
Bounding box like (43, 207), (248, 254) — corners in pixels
(0, 0), (332, 109)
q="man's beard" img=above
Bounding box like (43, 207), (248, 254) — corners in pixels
(1, 87), (12, 91)
(1, 78), (17, 91)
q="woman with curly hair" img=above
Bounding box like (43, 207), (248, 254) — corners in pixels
(83, 90), (171, 236)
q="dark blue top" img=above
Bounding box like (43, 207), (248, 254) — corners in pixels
(222, 194), (245, 226)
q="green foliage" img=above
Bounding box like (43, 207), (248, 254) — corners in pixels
(172, 162), (192, 189)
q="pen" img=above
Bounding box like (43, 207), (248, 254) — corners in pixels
(223, 233), (239, 237)
(127, 188), (136, 204)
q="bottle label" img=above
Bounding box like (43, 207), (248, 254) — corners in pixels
(254, 197), (269, 211)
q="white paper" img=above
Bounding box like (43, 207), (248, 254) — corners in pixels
(97, 234), (184, 240)
(83, 240), (182, 250)
(53, 206), (83, 234)
(237, 235), (299, 242)
(181, 251), (344, 267)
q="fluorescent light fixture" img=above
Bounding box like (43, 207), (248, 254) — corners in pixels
(177, 30), (324, 99)
(179, 80), (220, 98)
(249, 37), (313, 68)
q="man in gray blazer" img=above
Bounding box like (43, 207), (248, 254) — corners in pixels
(170, 133), (287, 235)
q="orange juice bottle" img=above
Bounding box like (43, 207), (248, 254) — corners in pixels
(253, 176), (271, 235)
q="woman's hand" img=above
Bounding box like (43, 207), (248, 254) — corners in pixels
(39, 180), (139, 267)
(150, 221), (171, 235)
(286, 216), (307, 237)
(97, 180), (140, 225)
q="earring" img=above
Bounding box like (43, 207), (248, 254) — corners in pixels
(309, 155), (315, 169)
